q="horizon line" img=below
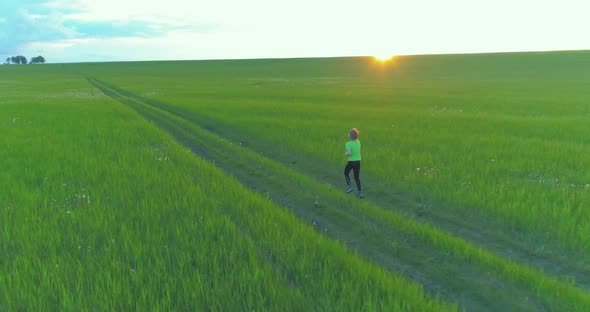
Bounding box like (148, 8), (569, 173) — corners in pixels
(2, 48), (589, 65)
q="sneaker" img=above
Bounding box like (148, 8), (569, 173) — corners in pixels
(346, 185), (354, 194)
(357, 191), (364, 199)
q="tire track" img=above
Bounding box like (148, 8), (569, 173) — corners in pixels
(128, 95), (590, 292)
(88, 77), (590, 312)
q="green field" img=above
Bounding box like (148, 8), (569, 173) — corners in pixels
(2, 51), (590, 311)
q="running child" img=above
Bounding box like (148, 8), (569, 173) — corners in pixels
(344, 128), (363, 198)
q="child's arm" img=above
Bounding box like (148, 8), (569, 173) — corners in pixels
(345, 148), (351, 157)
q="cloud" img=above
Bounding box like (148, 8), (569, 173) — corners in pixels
(1, 1), (68, 50)
(2, 0), (589, 63)
(0, 0), (215, 58)
(61, 20), (160, 39)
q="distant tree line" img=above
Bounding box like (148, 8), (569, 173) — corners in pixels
(4, 55), (46, 65)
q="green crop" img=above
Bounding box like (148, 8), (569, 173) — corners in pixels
(77, 52), (590, 259)
(3, 51), (590, 311)
(0, 63), (454, 310)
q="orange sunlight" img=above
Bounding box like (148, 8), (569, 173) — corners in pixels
(374, 55), (394, 62)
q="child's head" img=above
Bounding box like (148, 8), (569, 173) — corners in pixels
(348, 128), (359, 140)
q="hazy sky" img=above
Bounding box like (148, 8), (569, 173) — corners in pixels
(1, 0), (589, 63)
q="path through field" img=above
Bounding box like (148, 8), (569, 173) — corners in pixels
(89, 77), (590, 311)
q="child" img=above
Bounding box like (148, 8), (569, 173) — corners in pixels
(344, 128), (363, 198)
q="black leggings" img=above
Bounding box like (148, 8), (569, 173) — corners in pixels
(344, 161), (361, 191)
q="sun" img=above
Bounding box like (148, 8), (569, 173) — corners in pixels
(374, 55), (394, 62)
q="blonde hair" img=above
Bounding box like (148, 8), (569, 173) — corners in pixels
(349, 128), (359, 140)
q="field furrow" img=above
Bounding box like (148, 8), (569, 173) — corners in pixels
(85, 75), (590, 291)
(1, 67), (457, 311)
(88, 77), (590, 311)
(173, 109), (590, 290)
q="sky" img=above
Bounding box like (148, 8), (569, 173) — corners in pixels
(1, 0), (589, 63)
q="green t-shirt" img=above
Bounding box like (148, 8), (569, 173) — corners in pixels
(346, 140), (361, 161)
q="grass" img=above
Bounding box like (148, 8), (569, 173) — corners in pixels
(74, 51), (590, 259)
(86, 76), (590, 311)
(3, 50), (590, 311)
(0, 64), (454, 310)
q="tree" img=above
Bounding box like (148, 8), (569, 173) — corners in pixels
(9, 55), (28, 64)
(4, 55), (41, 65)
(30, 56), (46, 64)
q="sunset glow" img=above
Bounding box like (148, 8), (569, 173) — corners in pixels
(374, 55), (394, 62)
